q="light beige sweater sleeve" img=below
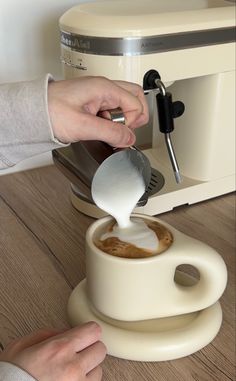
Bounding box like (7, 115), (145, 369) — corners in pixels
(0, 362), (36, 381)
(0, 76), (68, 378)
(0, 74), (67, 169)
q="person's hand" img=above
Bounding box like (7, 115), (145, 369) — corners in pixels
(0, 322), (106, 381)
(48, 76), (149, 147)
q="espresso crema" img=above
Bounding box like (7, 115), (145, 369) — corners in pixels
(95, 217), (173, 258)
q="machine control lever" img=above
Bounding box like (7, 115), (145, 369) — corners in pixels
(155, 78), (184, 184)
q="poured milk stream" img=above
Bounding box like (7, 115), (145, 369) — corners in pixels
(92, 153), (159, 252)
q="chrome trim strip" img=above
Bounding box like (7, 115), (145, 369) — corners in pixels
(60, 27), (235, 56)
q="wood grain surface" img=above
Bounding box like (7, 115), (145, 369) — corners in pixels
(0, 165), (235, 381)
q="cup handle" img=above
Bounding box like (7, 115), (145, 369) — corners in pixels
(172, 236), (227, 315)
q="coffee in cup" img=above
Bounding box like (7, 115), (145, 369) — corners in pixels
(94, 217), (173, 258)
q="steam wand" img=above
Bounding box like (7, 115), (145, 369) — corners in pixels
(164, 132), (181, 184)
(143, 70), (185, 184)
(155, 78), (183, 183)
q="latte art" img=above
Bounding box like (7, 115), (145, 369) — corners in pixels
(101, 218), (159, 252)
(95, 218), (173, 258)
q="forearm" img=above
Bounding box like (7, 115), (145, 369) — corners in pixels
(0, 74), (67, 170)
(0, 361), (36, 381)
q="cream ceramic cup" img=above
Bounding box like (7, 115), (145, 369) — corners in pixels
(86, 214), (227, 321)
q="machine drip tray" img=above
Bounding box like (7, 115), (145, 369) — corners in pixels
(144, 167), (165, 197)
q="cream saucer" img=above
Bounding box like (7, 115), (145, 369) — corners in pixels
(68, 273), (223, 362)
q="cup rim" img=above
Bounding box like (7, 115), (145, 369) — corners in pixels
(86, 213), (175, 263)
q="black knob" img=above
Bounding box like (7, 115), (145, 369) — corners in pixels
(172, 101), (185, 118)
(143, 69), (160, 90)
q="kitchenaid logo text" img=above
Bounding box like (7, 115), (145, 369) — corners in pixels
(60, 27), (234, 56)
(61, 32), (90, 51)
(141, 40), (163, 49)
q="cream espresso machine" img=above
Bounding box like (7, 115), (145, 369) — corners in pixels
(53, 0), (236, 218)
(53, 1), (235, 361)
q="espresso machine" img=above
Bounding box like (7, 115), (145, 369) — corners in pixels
(53, 1), (234, 361)
(53, 0), (236, 217)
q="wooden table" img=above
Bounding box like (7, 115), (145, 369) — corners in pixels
(0, 165), (235, 381)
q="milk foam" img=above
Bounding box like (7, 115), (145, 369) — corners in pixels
(92, 151), (159, 252)
(101, 218), (159, 252)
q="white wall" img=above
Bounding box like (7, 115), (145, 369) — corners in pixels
(0, 0), (90, 175)
(0, 0), (90, 83)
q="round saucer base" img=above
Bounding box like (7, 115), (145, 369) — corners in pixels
(67, 275), (222, 362)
